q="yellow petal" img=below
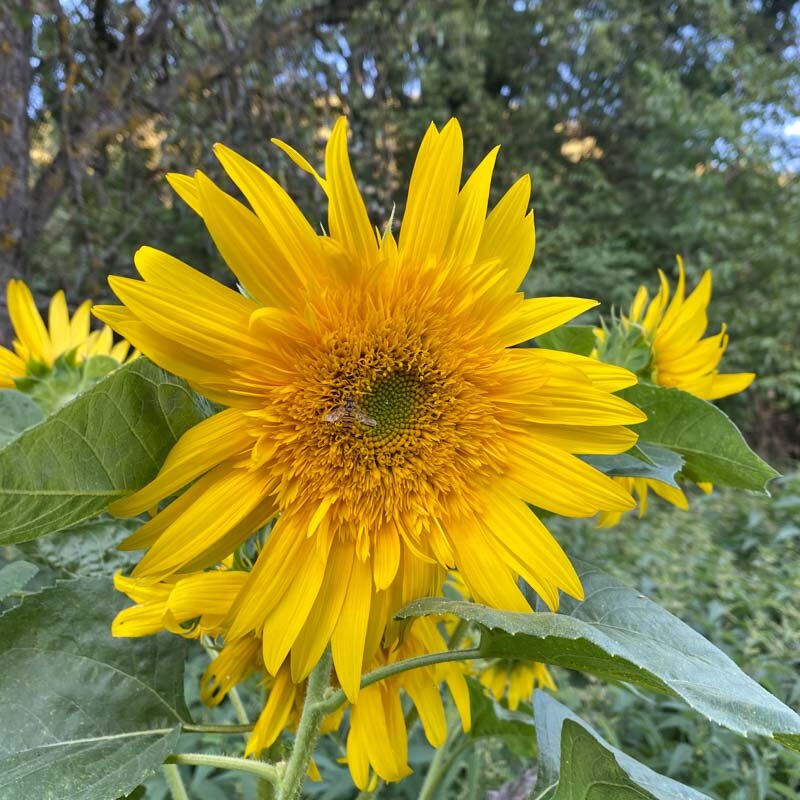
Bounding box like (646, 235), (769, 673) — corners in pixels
(445, 146), (499, 268)
(290, 540), (354, 682)
(213, 143), (321, 288)
(325, 117), (378, 268)
(399, 120), (463, 268)
(7, 280), (51, 365)
(194, 170), (300, 308)
(492, 297), (599, 346)
(476, 174), (534, 293)
(331, 554), (373, 702)
(261, 534), (329, 674)
(166, 172), (203, 215)
(110, 408), (254, 517)
(246, 665), (297, 756)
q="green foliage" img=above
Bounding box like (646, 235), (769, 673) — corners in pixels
(623, 384), (779, 491)
(535, 326), (597, 357)
(0, 390), (43, 445)
(548, 475), (800, 798)
(534, 693), (712, 800)
(584, 443), (684, 488)
(400, 560), (800, 751)
(0, 577), (189, 800)
(0, 358), (210, 545)
(0, 560), (37, 600)
(16, 354), (125, 415)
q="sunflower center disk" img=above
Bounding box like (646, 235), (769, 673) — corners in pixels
(362, 371), (424, 441)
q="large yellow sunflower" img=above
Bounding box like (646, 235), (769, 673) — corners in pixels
(596, 256), (755, 526)
(97, 117), (644, 702)
(0, 280), (133, 387)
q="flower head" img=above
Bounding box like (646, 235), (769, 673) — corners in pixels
(596, 256), (754, 525)
(97, 117), (644, 701)
(0, 280), (133, 387)
(113, 566), (466, 788)
(480, 659), (556, 710)
(625, 256), (754, 400)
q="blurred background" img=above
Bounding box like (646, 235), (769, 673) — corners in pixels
(1, 3), (799, 798)
(1, 1), (799, 463)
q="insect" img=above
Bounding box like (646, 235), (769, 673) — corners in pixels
(324, 396), (377, 428)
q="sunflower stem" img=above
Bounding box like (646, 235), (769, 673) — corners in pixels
(313, 647), (482, 716)
(182, 722), (254, 734)
(167, 753), (281, 784)
(162, 764), (190, 800)
(416, 730), (455, 800)
(278, 647), (332, 800)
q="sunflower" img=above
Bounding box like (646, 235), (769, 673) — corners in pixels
(345, 616), (471, 790)
(623, 256), (755, 400)
(0, 280), (133, 387)
(96, 116), (644, 702)
(114, 567), (467, 787)
(479, 659), (555, 711)
(596, 257), (754, 526)
(113, 568), (337, 781)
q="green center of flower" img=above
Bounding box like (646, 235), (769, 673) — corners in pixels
(362, 371), (425, 439)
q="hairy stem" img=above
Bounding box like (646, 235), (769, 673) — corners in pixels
(162, 763), (190, 800)
(314, 647), (482, 716)
(168, 753), (281, 784)
(182, 722), (254, 734)
(277, 648), (333, 800)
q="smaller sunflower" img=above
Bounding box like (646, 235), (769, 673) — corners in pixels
(345, 616), (471, 790)
(114, 568), (470, 790)
(623, 256), (754, 400)
(0, 280), (134, 387)
(480, 659), (555, 710)
(596, 256), (754, 525)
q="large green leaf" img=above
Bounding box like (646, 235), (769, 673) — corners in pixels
(583, 443), (683, 488)
(621, 384), (778, 492)
(0, 390), (43, 446)
(398, 561), (800, 751)
(0, 561), (38, 600)
(534, 693), (712, 800)
(0, 577), (190, 800)
(0, 358), (211, 545)
(536, 325), (597, 356)
(25, 515), (142, 579)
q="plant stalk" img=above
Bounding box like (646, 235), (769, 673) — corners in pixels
(277, 647), (333, 800)
(313, 647), (482, 716)
(163, 763), (190, 800)
(168, 753), (281, 784)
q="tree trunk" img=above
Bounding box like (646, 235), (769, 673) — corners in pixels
(0, 0), (33, 331)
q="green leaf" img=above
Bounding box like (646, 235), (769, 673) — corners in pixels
(24, 514), (142, 578)
(0, 390), (43, 446)
(621, 383), (778, 492)
(0, 358), (211, 546)
(0, 561), (38, 600)
(0, 577), (190, 800)
(466, 677), (536, 756)
(398, 561), (800, 751)
(534, 692), (712, 799)
(536, 325), (597, 356)
(583, 443), (683, 488)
